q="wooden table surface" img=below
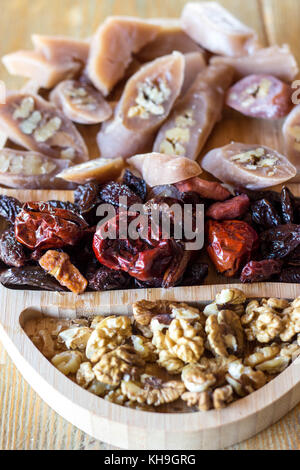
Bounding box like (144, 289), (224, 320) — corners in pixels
(0, 0), (299, 450)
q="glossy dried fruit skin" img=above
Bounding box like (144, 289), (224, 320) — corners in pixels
(226, 75), (292, 120)
(50, 80), (112, 125)
(15, 202), (88, 250)
(0, 195), (22, 224)
(153, 64), (234, 160)
(99, 181), (142, 209)
(202, 143), (296, 190)
(39, 250), (87, 294)
(0, 227), (27, 267)
(86, 264), (131, 291)
(175, 177), (230, 201)
(260, 224), (300, 260)
(122, 170), (147, 203)
(180, 261), (208, 287)
(0, 94), (88, 163)
(0, 265), (66, 291)
(251, 199), (281, 229)
(281, 186), (295, 224)
(181, 2), (259, 57)
(241, 260), (283, 283)
(207, 220), (259, 277)
(74, 183), (100, 215)
(206, 194), (250, 221)
(279, 267), (300, 283)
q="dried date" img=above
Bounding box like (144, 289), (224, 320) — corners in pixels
(279, 267), (300, 283)
(0, 265), (67, 291)
(99, 182), (142, 209)
(86, 264), (131, 291)
(74, 183), (101, 214)
(251, 199), (281, 229)
(281, 186), (295, 224)
(180, 260), (209, 286)
(0, 195), (22, 224)
(47, 200), (79, 213)
(206, 194), (250, 221)
(0, 227), (27, 267)
(260, 224), (300, 259)
(122, 170), (147, 203)
(240, 259), (283, 283)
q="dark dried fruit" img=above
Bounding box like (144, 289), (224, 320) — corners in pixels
(47, 200), (79, 213)
(286, 245), (300, 266)
(162, 249), (190, 288)
(260, 224), (300, 259)
(86, 264), (131, 291)
(180, 260), (209, 286)
(74, 183), (101, 214)
(0, 227), (27, 267)
(15, 202), (89, 250)
(176, 177), (230, 201)
(134, 278), (163, 289)
(251, 199), (281, 229)
(0, 265), (67, 291)
(206, 194), (250, 221)
(235, 187), (281, 206)
(279, 267), (300, 283)
(0, 195), (22, 224)
(99, 181), (142, 209)
(241, 260), (283, 283)
(280, 186), (295, 224)
(122, 170), (147, 203)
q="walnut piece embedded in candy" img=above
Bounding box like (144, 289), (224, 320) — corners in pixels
(51, 350), (82, 375)
(86, 315), (132, 363)
(205, 310), (244, 357)
(226, 360), (267, 397)
(121, 375), (185, 407)
(241, 300), (284, 343)
(128, 78), (171, 119)
(59, 327), (92, 351)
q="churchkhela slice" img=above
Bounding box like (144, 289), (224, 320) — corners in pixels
(50, 80), (112, 125)
(0, 149), (75, 189)
(210, 45), (299, 83)
(283, 104), (300, 180)
(0, 93), (88, 163)
(56, 157), (125, 184)
(153, 64), (234, 160)
(181, 2), (259, 57)
(128, 152), (202, 187)
(201, 143), (296, 190)
(31, 34), (89, 65)
(181, 52), (207, 97)
(226, 74), (292, 120)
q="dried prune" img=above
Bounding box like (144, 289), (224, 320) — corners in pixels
(99, 182), (142, 209)
(235, 187), (281, 206)
(122, 170), (147, 203)
(260, 224), (300, 259)
(47, 200), (79, 213)
(0, 227), (27, 267)
(162, 248), (190, 288)
(206, 195), (250, 221)
(134, 278), (163, 289)
(251, 199), (281, 229)
(279, 267), (300, 283)
(0, 195), (22, 224)
(86, 264), (131, 291)
(74, 183), (101, 214)
(180, 260), (209, 286)
(285, 245), (300, 266)
(0, 265), (67, 291)
(240, 260), (283, 283)
(280, 186), (295, 224)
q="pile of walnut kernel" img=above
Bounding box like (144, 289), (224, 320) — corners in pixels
(25, 288), (300, 413)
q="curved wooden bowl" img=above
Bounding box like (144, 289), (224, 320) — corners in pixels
(0, 282), (299, 450)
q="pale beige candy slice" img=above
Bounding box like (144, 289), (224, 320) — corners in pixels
(211, 45), (299, 83)
(97, 114), (155, 160)
(50, 80), (112, 125)
(283, 105), (300, 181)
(56, 157), (125, 184)
(2, 50), (79, 89)
(0, 148), (75, 189)
(87, 16), (161, 96)
(181, 2), (260, 57)
(0, 93), (88, 163)
(154, 64), (234, 160)
(201, 143), (296, 190)
(21, 80), (41, 95)
(32, 34), (89, 64)
(181, 52), (207, 97)
(128, 152), (202, 187)
(119, 52), (185, 132)
(137, 19), (203, 62)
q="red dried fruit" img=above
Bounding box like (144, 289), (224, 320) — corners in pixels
(15, 202), (88, 250)
(175, 177), (230, 201)
(240, 260), (283, 283)
(206, 194), (250, 220)
(207, 220), (259, 277)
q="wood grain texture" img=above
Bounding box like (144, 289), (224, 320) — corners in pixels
(0, 0), (299, 450)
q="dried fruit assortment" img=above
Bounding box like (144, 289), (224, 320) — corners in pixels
(23, 289), (300, 412)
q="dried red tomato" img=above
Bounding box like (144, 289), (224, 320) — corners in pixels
(206, 220), (259, 277)
(93, 211), (181, 282)
(15, 202), (89, 250)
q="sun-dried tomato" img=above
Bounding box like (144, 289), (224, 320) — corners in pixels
(240, 260), (283, 283)
(206, 220), (259, 277)
(15, 202), (89, 250)
(93, 211), (181, 282)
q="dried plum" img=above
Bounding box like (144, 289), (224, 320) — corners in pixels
(0, 195), (22, 224)
(240, 260), (283, 283)
(99, 181), (142, 209)
(260, 224), (300, 259)
(235, 187), (281, 207)
(251, 199), (281, 229)
(74, 183), (101, 214)
(280, 186), (295, 224)
(47, 200), (79, 212)
(134, 278), (163, 289)
(162, 250), (191, 288)
(86, 264), (131, 291)
(180, 260), (209, 286)
(279, 267), (300, 283)
(0, 266), (67, 291)
(0, 227), (27, 267)
(285, 245), (300, 266)
(122, 170), (147, 202)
